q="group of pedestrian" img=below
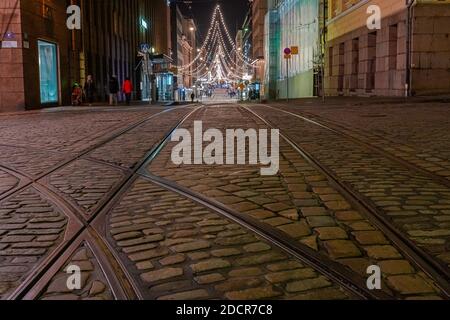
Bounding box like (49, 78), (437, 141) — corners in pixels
(227, 89), (237, 99)
(71, 74), (133, 107)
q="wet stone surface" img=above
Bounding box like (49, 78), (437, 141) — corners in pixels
(146, 105), (444, 299)
(39, 244), (114, 300)
(106, 179), (353, 300)
(248, 105), (450, 270)
(0, 188), (67, 299)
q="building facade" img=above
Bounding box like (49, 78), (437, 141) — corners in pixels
(252, 0), (268, 92)
(170, 3), (197, 101)
(0, 0), (171, 112)
(264, 0), (326, 100)
(325, 0), (450, 96)
(78, 0), (171, 103)
(180, 17), (197, 90)
(0, 0), (71, 112)
(241, 11), (253, 79)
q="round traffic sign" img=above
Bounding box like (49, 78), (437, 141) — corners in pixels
(284, 47), (291, 55)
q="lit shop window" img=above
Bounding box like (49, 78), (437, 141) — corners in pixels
(38, 40), (59, 104)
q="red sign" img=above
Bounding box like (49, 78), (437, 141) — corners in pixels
(284, 47), (291, 55)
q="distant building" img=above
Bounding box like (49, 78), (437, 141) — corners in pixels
(252, 0), (268, 94)
(241, 11), (253, 79)
(180, 18), (197, 90)
(170, 3), (198, 101)
(325, 0), (450, 96)
(235, 29), (244, 77)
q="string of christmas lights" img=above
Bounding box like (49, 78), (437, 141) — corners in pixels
(177, 4), (257, 77)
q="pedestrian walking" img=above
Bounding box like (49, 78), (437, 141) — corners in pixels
(109, 75), (119, 106)
(84, 75), (96, 106)
(190, 92), (195, 103)
(122, 77), (133, 106)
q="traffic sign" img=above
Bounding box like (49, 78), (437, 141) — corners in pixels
(140, 43), (150, 53)
(291, 46), (299, 55)
(284, 47), (291, 55)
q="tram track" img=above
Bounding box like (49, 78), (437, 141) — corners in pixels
(3, 102), (449, 300)
(1, 105), (200, 300)
(126, 104), (394, 300)
(0, 106), (193, 202)
(263, 104), (450, 188)
(137, 172), (390, 300)
(241, 104), (450, 298)
(81, 102), (391, 300)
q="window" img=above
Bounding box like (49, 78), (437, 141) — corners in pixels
(338, 43), (345, 92)
(38, 40), (59, 104)
(366, 32), (377, 92)
(351, 38), (359, 91)
(328, 46), (333, 77)
(389, 25), (398, 71)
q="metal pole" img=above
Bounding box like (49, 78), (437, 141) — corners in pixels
(322, 0), (326, 103)
(286, 58), (289, 102)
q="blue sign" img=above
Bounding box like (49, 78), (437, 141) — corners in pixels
(5, 31), (14, 39)
(140, 43), (150, 52)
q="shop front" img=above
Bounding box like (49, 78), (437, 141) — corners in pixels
(151, 55), (174, 102)
(156, 73), (174, 102)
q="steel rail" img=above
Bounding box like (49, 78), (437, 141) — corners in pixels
(242, 105), (450, 299)
(4, 106), (202, 300)
(263, 104), (450, 188)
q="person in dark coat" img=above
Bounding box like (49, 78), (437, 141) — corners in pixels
(84, 75), (96, 106)
(109, 75), (120, 106)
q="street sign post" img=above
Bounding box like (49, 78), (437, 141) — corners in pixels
(284, 48), (291, 102)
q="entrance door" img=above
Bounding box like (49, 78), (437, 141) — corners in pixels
(38, 40), (59, 104)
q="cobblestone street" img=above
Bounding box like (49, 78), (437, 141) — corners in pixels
(0, 100), (449, 300)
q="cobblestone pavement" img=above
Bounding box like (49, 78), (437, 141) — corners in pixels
(147, 105), (446, 300)
(270, 101), (450, 180)
(0, 102), (449, 300)
(247, 104), (450, 268)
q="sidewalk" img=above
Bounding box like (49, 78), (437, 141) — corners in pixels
(261, 95), (450, 108)
(0, 100), (197, 117)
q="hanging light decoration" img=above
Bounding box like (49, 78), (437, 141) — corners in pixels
(177, 4), (257, 85)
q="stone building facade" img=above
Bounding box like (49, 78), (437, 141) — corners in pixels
(252, 0), (268, 86)
(180, 17), (197, 90)
(325, 0), (450, 97)
(0, 0), (170, 112)
(0, 0), (71, 111)
(170, 3), (198, 100)
(264, 0), (325, 100)
(76, 0), (170, 103)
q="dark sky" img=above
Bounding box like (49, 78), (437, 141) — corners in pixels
(178, 0), (250, 43)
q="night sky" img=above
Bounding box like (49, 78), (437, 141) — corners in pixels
(178, 0), (250, 42)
